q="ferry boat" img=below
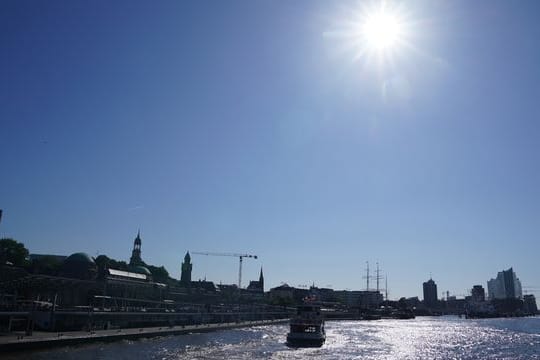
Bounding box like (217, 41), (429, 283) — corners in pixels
(286, 304), (326, 347)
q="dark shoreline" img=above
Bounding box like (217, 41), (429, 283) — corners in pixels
(0, 318), (288, 353)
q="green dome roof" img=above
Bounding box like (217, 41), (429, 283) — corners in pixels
(64, 252), (95, 265)
(131, 265), (152, 276)
(62, 252), (97, 280)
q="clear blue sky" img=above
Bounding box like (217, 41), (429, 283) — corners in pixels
(1, 1), (539, 299)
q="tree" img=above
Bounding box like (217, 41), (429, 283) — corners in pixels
(0, 238), (29, 266)
(94, 255), (110, 269)
(31, 255), (62, 275)
(398, 297), (408, 309)
(147, 265), (170, 283)
(108, 258), (129, 271)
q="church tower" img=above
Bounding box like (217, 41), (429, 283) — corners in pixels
(129, 230), (143, 266)
(180, 251), (192, 284)
(259, 267), (264, 291)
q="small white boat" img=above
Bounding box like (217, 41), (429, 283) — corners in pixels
(286, 304), (325, 347)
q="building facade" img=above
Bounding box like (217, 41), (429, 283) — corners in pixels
(423, 278), (438, 308)
(487, 268), (522, 300)
(334, 290), (383, 308)
(523, 294), (538, 314)
(471, 285), (486, 302)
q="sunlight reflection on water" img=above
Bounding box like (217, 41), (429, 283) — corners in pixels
(7, 316), (540, 360)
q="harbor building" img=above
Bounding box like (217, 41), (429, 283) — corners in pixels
(487, 268), (522, 300)
(334, 290), (383, 309)
(471, 285), (486, 302)
(0, 236), (294, 333)
(269, 284), (295, 304)
(422, 278), (438, 308)
(523, 294), (538, 314)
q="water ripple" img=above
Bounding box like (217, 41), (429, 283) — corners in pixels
(5, 316), (540, 359)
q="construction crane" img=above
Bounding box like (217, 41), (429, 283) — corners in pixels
(191, 252), (258, 288)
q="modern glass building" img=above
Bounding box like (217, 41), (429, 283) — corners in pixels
(487, 267), (522, 300)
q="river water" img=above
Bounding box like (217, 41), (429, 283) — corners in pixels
(8, 316), (540, 359)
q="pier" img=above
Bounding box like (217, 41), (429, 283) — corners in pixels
(0, 318), (288, 352)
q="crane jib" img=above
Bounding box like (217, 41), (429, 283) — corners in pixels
(190, 251), (259, 288)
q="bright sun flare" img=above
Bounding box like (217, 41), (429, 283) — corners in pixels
(325, 2), (413, 65)
(361, 10), (403, 52)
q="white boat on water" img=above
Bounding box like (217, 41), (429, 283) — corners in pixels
(286, 304), (326, 347)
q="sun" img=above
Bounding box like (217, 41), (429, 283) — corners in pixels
(362, 11), (402, 51)
(324, 1), (415, 67)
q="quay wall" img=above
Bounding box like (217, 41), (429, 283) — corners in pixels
(0, 318), (289, 352)
(1, 306), (294, 332)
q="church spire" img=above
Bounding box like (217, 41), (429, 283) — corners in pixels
(130, 230), (143, 266)
(259, 267), (264, 291)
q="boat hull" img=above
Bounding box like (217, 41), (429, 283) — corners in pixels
(286, 303), (325, 347)
(286, 334), (325, 348)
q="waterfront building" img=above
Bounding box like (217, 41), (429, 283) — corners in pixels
(487, 278), (503, 299)
(180, 252), (192, 285)
(190, 279), (217, 293)
(444, 296), (466, 313)
(130, 265), (153, 280)
(309, 287), (338, 303)
(334, 290), (383, 309)
(269, 284), (295, 304)
(61, 252), (98, 280)
(2, 252), (102, 308)
(523, 294), (538, 314)
(471, 285), (486, 302)
(0, 236), (278, 329)
(404, 297), (421, 309)
(487, 268), (522, 299)
(423, 278), (438, 308)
